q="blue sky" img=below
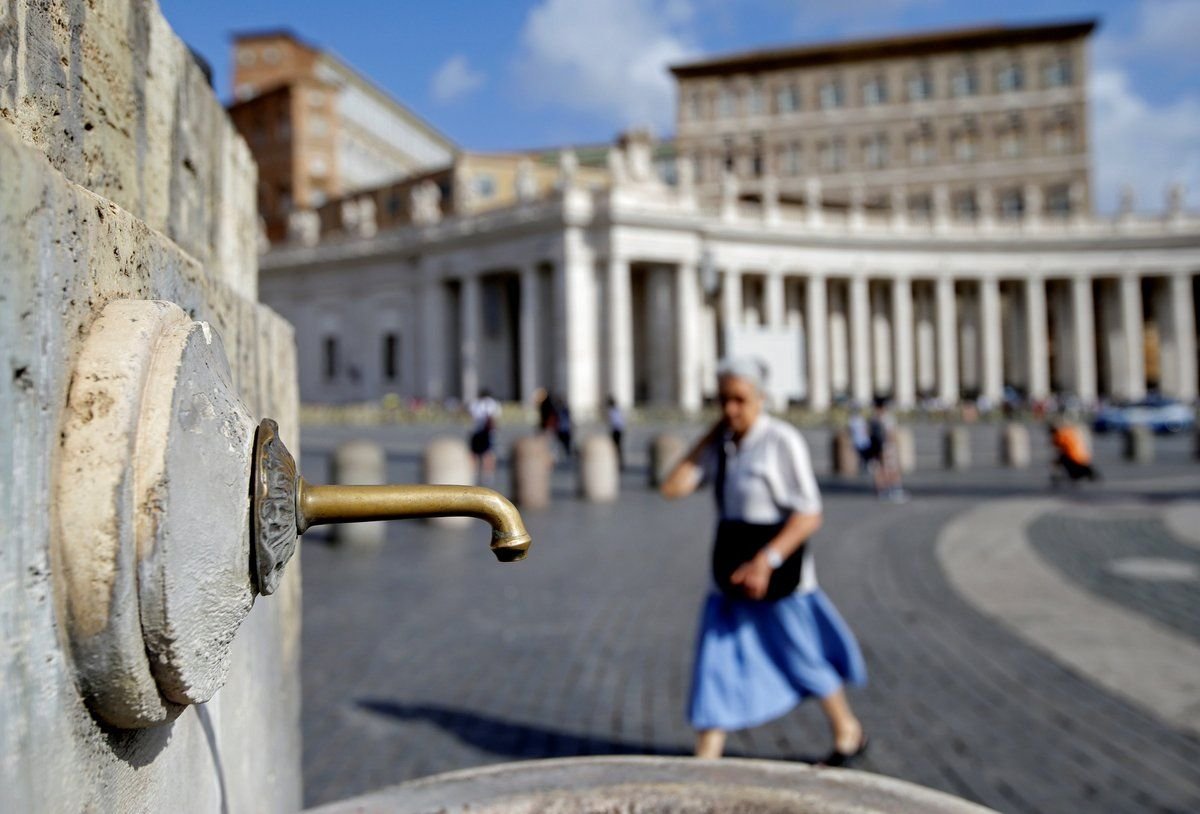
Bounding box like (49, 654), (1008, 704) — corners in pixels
(160, 0), (1199, 213)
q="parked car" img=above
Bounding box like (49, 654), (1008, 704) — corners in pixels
(1092, 396), (1196, 434)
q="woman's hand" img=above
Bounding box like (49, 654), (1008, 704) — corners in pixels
(660, 419), (727, 500)
(730, 553), (773, 600)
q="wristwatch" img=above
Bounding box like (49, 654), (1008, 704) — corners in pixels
(764, 547), (784, 570)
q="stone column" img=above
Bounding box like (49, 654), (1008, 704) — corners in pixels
(677, 261), (702, 411)
(1071, 275), (1098, 404)
(460, 273), (480, 401)
(722, 267), (742, 356)
(558, 226), (600, 414)
(915, 283), (938, 396)
(646, 267), (676, 405)
(850, 275), (871, 403)
(519, 265), (539, 403)
(1024, 276), (1050, 401)
(1166, 273), (1198, 401)
(766, 270), (786, 329)
(806, 274), (830, 411)
(870, 282), (892, 395)
(607, 254), (634, 408)
(1119, 273), (1146, 401)
(420, 275), (446, 401)
(892, 276), (915, 408)
(980, 275), (1004, 403)
(936, 276), (959, 404)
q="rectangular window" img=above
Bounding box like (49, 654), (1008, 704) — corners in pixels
(718, 86), (735, 118)
(820, 138), (846, 172)
(908, 133), (935, 166)
(383, 333), (399, 381)
(864, 133), (888, 169)
(1045, 121), (1074, 155)
(785, 141), (802, 175)
(951, 66), (978, 97)
(473, 173), (496, 199)
(819, 79), (843, 110)
(997, 63), (1024, 93)
(952, 130), (978, 162)
(1046, 184), (1071, 216)
(323, 336), (338, 381)
(907, 71), (933, 101)
(776, 84), (800, 114)
(748, 83), (765, 115)
(998, 189), (1024, 219)
(908, 193), (933, 220)
(1044, 58), (1072, 88)
(953, 190), (978, 220)
(862, 76), (887, 106)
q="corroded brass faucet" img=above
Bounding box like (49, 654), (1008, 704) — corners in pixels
(252, 419), (530, 595)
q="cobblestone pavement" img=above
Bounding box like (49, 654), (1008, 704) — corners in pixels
(298, 422), (1200, 812)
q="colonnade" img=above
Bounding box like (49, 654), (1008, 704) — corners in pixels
(422, 258), (1197, 415)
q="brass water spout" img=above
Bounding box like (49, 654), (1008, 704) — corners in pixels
(296, 482), (531, 561)
(251, 419), (531, 596)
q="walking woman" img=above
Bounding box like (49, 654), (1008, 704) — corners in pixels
(661, 358), (868, 764)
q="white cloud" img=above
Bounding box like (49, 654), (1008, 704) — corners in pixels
(1090, 67), (1200, 214)
(1089, 0), (1200, 213)
(514, 0), (700, 132)
(1100, 0), (1200, 71)
(789, 0), (939, 33)
(431, 54), (486, 104)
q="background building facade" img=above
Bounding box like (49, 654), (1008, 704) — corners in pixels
(229, 30), (456, 241)
(258, 22), (1200, 417)
(672, 21), (1092, 224)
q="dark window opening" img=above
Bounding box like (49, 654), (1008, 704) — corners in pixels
(383, 333), (400, 381)
(323, 336), (338, 381)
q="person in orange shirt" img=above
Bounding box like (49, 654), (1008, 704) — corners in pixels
(1048, 420), (1100, 483)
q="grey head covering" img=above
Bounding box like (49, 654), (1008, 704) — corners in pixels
(716, 356), (767, 394)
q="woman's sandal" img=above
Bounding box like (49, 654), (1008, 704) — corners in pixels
(818, 733), (869, 768)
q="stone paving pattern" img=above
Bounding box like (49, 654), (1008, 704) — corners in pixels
(1029, 514), (1200, 641)
(298, 422), (1200, 812)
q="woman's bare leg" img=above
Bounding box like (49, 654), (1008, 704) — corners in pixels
(819, 688), (863, 753)
(695, 729), (727, 759)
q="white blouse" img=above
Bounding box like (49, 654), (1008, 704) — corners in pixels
(699, 414), (823, 592)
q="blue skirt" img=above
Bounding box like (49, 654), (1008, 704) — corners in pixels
(688, 588), (867, 731)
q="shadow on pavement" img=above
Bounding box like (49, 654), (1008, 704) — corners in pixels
(356, 699), (810, 762)
(357, 699), (688, 760)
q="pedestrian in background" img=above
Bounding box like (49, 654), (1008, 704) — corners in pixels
(868, 398), (907, 503)
(661, 357), (868, 765)
(607, 395), (626, 469)
(847, 404), (871, 473)
(467, 388), (499, 486)
(554, 394), (573, 457)
(1048, 419), (1099, 484)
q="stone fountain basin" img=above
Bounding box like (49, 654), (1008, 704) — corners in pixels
(308, 756), (997, 814)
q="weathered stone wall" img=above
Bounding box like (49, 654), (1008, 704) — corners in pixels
(0, 0), (257, 298)
(0, 1), (301, 811)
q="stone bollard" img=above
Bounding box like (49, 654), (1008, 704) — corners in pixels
(893, 426), (916, 473)
(830, 429), (860, 477)
(942, 426), (971, 470)
(332, 439), (387, 547)
(648, 433), (687, 488)
(999, 422), (1031, 468)
(1122, 425), (1154, 464)
(422, 436), (475, 529)
(512, 435), (553, 509)
(578, 434), (619, 503)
